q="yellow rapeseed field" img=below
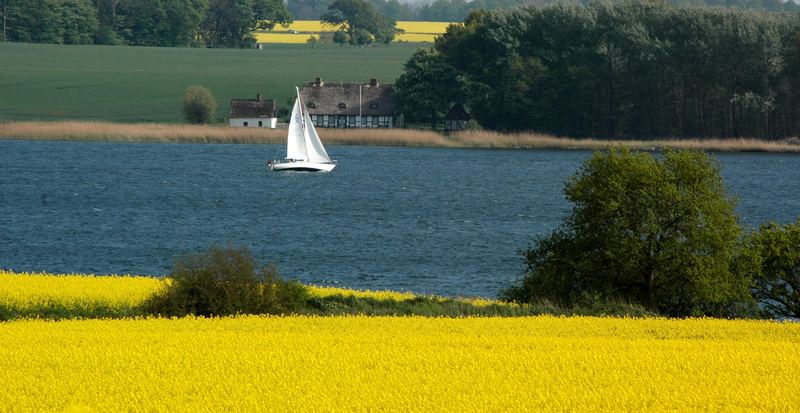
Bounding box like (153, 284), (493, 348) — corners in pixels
(1, 316), (798, 411)
(395, 21), (452, 34)
(0, 270), (166, 313)
(253, 32), (317, 44)
(0, 270), (503, 313)
(0, 270), (515, 316)
(257, 20), (451, 43)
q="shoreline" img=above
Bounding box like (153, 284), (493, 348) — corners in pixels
(2, 121), (800, 153)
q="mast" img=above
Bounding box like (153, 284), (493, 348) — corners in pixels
(295, 86), (305, 129)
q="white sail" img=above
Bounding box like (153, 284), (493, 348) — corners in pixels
(302, 110), (332, 163)
(286, 98), (307, 160)
(267, 86), (335, 172)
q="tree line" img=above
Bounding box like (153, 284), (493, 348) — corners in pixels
(4, 0), (799, 47)
(290, 0), (800, 22)
(397, 1), (800, 139)
(0, 0), (292, 47)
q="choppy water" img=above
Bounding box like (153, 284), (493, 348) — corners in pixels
(1, 140), (798, 297)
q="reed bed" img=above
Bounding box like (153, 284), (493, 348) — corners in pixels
(0, 121), (286, 144)
(3, 121), (800, 152)
(452, 130), (800, 153)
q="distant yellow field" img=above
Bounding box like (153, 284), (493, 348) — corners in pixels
(396, 21), (452, 34)
(254, 32), (317, 44)
(257, 20), (452, 43)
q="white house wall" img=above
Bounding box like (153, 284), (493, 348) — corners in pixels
(229, 118), (277, 128)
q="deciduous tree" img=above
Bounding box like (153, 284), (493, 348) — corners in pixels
(504, 149), (753, 317)
(394, 48), (464, 130)
(321, 0), (396, 45)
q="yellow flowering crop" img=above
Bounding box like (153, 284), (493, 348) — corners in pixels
(1, 316), (798, 411)
(271, 20), (329, 33)
(257, 20), (450, 43)
(308, 284), (419, 301)
(395, 32), (440, 42)
(253, 32), (316, 44)
(0, 270), (166, 314)
(395, 21), (452, 34)
(0, 270), (512, 316)
(308, 285), (513, 308)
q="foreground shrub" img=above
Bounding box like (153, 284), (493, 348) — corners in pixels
(145, 245), (308, 316)
(504, 148), (753, 317)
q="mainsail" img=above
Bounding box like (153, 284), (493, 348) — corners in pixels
(303, 109), (332, 163)
(286, 94), (307, 160)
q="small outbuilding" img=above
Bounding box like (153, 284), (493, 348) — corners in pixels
(229, 95), (278, 128)
(444, 104), (470, 132)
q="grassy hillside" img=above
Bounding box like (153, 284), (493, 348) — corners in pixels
(0, 42), (420, 123)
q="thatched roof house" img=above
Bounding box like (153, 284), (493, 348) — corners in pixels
(299, 78), (400, 128)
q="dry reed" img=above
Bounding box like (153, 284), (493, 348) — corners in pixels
(2, 121), (800, 153)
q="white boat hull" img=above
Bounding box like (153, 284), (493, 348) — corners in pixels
(268, 160), (336, 172)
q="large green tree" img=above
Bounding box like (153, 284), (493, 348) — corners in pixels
(202, 0), (291, 47)
(321, 0), (396, 45)
(394, 48), (464, 130)
(114, 0), (208, 47)
(504, 149), (753, 317)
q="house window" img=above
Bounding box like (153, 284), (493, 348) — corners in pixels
(258, 121), (263, 127)
(338, 102), (347, 109)
(308, 102), (316, 108)
(244, 121), (249, 127)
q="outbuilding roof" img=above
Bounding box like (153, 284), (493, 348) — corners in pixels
(229, 96), (277, 119)
(299, 78), (395, 117)
(445, 103), (470, 121)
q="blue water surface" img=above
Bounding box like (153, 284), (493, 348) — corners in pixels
(1, 140), (798, 297)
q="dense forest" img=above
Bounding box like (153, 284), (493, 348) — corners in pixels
(396, 1), (800, 139)
(292, 0), (800, 22)
(0, 0), (292, 47)
(2, 0), (799, 46)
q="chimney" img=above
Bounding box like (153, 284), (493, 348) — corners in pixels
(256, 94), (262, 101)
(315, 77), (323, 87)
(369, 78), (378, 87)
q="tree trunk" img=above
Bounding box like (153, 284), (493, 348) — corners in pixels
(431, 112), (437, 131)
(606, 36), (615, 138)
(644, 270), (655, 309)
(2, 5), (7, 42)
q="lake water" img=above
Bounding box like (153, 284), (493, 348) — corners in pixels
(1, 140), (799, 297)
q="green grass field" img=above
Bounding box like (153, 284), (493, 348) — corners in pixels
(0, 42), (420, 123)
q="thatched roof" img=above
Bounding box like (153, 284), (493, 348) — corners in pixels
(229, 96), (277, 119)
(299, 78), (395, 117)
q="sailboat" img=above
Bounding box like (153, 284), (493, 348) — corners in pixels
(267, 87), (336, 172)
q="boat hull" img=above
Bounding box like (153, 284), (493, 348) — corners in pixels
(268, 160), (336, 172)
